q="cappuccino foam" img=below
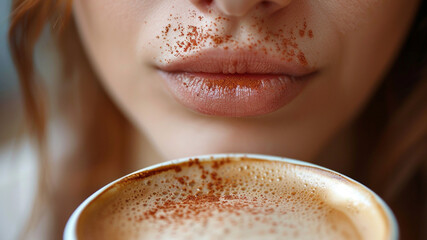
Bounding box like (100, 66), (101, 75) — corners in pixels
(77, 157), (390, 240)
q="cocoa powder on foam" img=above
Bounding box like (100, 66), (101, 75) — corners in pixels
(76, 157), (389, 240)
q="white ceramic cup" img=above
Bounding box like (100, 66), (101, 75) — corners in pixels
(64, 153), (398, 240)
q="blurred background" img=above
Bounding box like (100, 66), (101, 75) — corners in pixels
(0, 1), (38, 239)
(0, 0), (21, 141)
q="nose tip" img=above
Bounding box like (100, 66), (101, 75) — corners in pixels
(190, 0), (292, 17)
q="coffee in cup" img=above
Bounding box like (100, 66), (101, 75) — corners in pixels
(64, 154), (397, 240)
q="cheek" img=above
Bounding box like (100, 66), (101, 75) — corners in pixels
(71, 0), (144, 117)
(72, 1), (147, 94)
(73, 0), (147, 59)
(72, 0), (167, 56)
(318, 0), (382, 33)
(72, 0), (170, 82)
(72, 0), (177, 132)
(339, 0), (416, 83)
(298, 0), (417, 150)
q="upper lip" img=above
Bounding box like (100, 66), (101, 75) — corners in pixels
(157, 49), (314, 77)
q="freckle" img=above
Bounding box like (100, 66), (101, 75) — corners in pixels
(298, 51), (308, 65)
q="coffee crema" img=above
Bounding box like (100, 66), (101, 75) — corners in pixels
(76, 157), (390, 240)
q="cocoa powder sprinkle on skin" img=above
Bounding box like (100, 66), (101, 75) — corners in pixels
(156, 11), (314, 66)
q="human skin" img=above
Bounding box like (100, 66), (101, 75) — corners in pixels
(72, 0), (419, 163)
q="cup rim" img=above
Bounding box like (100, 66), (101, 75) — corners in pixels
(63, 153), (398, 240)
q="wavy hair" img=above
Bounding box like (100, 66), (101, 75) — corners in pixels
(9, 0), (133, 238)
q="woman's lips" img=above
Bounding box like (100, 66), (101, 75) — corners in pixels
(158, 50), (314, 117)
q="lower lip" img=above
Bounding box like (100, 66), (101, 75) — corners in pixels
(159, 72), (311, 117)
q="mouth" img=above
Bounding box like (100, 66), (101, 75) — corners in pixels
(158, 49), (316, 117)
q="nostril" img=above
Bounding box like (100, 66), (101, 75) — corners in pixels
(257, 0), (289, 14)
(261, 1), (273, 7)
(191, 0), (214, 11)
(195, 0), (291, 17)
(201, 0), (213, 7)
